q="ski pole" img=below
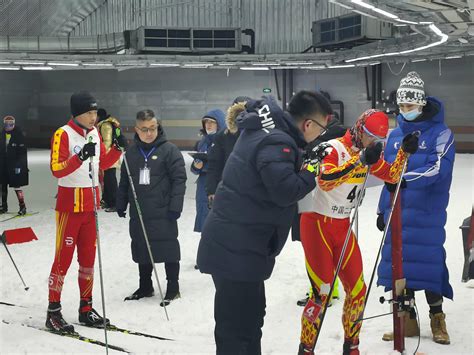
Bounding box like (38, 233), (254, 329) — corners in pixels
(311, 171), (371, 352)
(350, 155), (410, 335)
(121, 150), (170, 321)
(88, 137), (109, 354)
(1, 239), (29, 291)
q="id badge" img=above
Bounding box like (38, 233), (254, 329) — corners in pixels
(139, 167), (151, 185)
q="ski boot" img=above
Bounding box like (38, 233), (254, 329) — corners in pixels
(430, 312), (450, 344)
(45, 302), (75, 334)
(343, 338), (360, 355)
(124, 287), (154, 301)
(297, 343), (314, 355)
(18, 204), (27, 216)
(160, 281), (180, 307)
(78, 299), (110, 327)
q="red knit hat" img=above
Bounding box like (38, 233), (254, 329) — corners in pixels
(350, 109), (388, 148)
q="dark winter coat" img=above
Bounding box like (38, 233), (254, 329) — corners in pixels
(377, 97), (455, 299)
(0, 126), (29, 187)
(190, 109), (226, 232)
(205, 102), (246, 196)
(291, 118), (347, 241)
(197, 96), (317, 282)
(117, 127), (186, 264)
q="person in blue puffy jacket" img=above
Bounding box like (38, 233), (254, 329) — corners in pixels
(376, 72), (455, 345)
(190, 109), (226, 268)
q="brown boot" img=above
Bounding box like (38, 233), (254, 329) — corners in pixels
(430, 312), (450, 344)
(382, 313), (420, 341)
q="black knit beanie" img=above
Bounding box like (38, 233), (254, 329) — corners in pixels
(70, 91), (98, 117)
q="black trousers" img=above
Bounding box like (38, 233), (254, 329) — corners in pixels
(139, 262), (180, 290)
(212, 276), (266, 355)
(1, 183), (7, 208)
(103, 168), (117, 208)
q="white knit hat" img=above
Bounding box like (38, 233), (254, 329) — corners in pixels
(396, 71), (427, 106)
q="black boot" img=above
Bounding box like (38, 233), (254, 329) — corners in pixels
(160, 280), (180, 307)
(45, 302), (75, 334)
(298, 343), (314, 355)
(124, 286), (154, 301)
(124, 263), (154, 301)
(78, 299), (110, 327)
(18, 204), (26, 216)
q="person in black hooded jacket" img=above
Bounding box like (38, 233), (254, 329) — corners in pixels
(0, 115), (29, 215)
(205, 96), (250, 205)
(116, 109), (186, 305)
(197, 91), (333, 355)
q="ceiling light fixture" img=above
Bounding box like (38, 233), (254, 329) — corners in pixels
(240, 66), (269, 71)
(22, 66), (53, 70)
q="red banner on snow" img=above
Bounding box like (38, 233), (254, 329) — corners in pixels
(1, 227), (38, 245)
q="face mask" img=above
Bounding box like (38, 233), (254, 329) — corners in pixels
(401, 108), (421, 121)
(206, 129), (217, 135)
(4, 123), (14, 131)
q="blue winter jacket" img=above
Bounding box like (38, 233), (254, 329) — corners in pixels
(197, 96), (317, 282)
(377, 97), (455, 299)
(191, 109), (226, 232)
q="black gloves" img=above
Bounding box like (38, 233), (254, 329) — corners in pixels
(302, 142), (331, 175)
(167, 211), (181, 221)
(360, 141), (383, 166)
(303, 142), (332, 166)
(117, 209), (126, 218)
(385, 178), (407, 193)
(376, 214), (385, 232)
(112, 126), (128, 150)
(401, 132), (419, 155)
(78, 142), (96, 161)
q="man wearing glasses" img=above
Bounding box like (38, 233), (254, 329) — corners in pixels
(117, 109), (186, 306)
(197, 91), (332, 354)
(298, 109), (419, 354)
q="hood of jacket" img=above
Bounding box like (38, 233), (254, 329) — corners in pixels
(97, 116), (120, 130)
(226, 102), (246, 134)
(236, 96), (306, 148)
(201, 109), (226, 135)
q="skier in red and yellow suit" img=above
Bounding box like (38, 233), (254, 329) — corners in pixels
(298, 110), (416, 354)
(46, 92), (124, 333)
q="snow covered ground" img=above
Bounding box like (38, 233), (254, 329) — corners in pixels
(1, 150), (473, 355)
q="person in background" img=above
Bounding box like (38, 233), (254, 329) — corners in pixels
(190, 108), (225, 269)
(0, 115), (29, 215)
(206, 96), (250, 206)
(97, 108), (125, 212)
(117, 109), (186, 306)
(377, 71), (455, 345)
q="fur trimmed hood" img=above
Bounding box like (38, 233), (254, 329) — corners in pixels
(226, 102), (246, 134)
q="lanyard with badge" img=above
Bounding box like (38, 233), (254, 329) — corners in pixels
(138, 147), (156, 185)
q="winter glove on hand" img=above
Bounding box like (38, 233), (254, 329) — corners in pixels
(112, 126), (127, 150)
(302, 142), (332, 176)
(359, 141), (383, 166)
(167, 211), (181, 221)
(78, 142), (96, 161)
(401, 132), (419, 155)
(376, 214), (385, 232)
(117, 209), (126, 218)
(385, 178), (407, 193)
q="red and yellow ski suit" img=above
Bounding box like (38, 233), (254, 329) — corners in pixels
(299, 131), (406, 348)
(48, 119), (121, 304)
